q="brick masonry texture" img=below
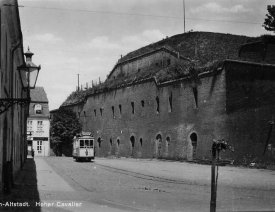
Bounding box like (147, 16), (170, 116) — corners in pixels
(60, 33), (275, 163)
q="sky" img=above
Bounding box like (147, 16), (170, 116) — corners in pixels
(18, 0), (274, 110)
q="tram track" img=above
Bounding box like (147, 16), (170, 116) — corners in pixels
(94, 162), (208, 187)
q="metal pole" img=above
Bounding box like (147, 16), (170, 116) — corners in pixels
(210, 143), (217, 212)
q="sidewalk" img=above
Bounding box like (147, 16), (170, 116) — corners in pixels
(0, 157), (136, 212)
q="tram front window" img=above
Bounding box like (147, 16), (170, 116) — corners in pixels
(85, 140), (90, 147)
(80, 140), (84, 148)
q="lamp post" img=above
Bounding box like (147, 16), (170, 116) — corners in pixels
(0, 48), (41, 114)
(0, 47), (40, 194)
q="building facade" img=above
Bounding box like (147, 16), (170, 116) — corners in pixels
(27, 87), (50, 157)
(61, 32), (275, 163)
(0, 0), (29, 193)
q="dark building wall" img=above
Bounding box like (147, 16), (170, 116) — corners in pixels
(0, 0), (27, 193)
(225, 61), (275, 162)
(76, 69), (227, 161)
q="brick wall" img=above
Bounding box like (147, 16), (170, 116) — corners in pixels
(66, 69), (227, 161)
(225, 61), (275, 162)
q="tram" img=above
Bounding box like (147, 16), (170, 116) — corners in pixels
(72, 132), (94, 161)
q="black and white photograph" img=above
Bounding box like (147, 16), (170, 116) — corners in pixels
(0, 0), (274, 211)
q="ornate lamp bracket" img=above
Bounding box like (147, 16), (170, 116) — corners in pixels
(0, 98), (30, 115)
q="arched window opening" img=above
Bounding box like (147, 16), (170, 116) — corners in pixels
(117, 139), (120, 146)
(97, 138), (102, 148)
(94, 109), (96, 116)
(110, 138), (113, 146)
(130, 136), (135, 148)
(166, 136), (170, 144)
(190, 132), (198, 158)
(140, 138), (143, 147)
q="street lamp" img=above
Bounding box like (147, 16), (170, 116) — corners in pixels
(0, 48), (41, 114)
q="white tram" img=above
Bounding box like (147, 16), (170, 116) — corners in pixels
(72, 132), (94, 161)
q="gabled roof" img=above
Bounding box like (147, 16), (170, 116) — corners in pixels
(30, 87), (48, 103)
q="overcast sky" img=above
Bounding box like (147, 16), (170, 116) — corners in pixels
(19, 0), (273, 110)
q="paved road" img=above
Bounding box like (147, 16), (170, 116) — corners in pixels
(2, 157), (275, 212)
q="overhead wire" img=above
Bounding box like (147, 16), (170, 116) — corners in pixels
(19, 5), (262, 25)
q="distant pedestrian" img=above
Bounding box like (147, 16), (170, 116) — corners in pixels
(31, 148), (34, 158)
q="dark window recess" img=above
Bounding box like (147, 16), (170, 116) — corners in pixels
(156, 96), (160, 113)
(119, 104), (122, 114)
(192, 87), (198, 108)
(112, 106), (115, 118)
(131, 102), (135, 114)
(117, 139), (120, 146)
(137, 68), (141, 72)
(166, 137), (171, 145)
(94, 109), (96, 116)
(156, 62), (159, 66)
(100, 108), (103, 116)
(98, 138), (102, 148)
(110, 139), (112, 146)
(141, 100), (145, 107)
(167, 59), (171, 65)
(130, 136), (135, 148)
(84, 111), (86, 117)
(140, 138), (143, 147)
(169, 93), (173, 112)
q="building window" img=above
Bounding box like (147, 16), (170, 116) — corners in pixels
(141, 100), (145, 107)
(112, 106), (115, 118)
(156, 96), (160, 113)
(110, 139), (113, 146)
(100, 108), (103, 116)
(119, 104), (122, 115)
(117, 139), (120, 146)
(94, 109), (96, 116)
(140, 138), (143, 147)
(168, 92), (173, 112)
(37, 141), (42, 153)
(131, 102), (135, 114)
(37, 121), (43, 131)
(27, 120), (32, 131)
(98, 138), (102, 148)
(34, 104), (42, 114)
(192, 87), (198, 108)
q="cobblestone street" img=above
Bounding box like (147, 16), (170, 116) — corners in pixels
(1, 156), (275, 212)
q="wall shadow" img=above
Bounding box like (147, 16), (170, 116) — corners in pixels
(0, 158), (41, 211)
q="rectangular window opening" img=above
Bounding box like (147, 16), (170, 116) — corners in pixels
(112, 106), (115, 118)
(131, 102), (135, 114)
(192, 87), (198, 108)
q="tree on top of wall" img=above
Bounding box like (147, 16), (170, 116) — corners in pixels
(263, 5), (275, 32)
(50, 108), (82, 156)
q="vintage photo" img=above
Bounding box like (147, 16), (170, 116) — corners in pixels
(0, 0), (274, 211)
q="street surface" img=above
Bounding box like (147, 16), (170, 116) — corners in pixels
(3, 157), (275, 212)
